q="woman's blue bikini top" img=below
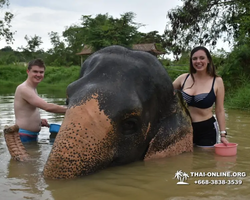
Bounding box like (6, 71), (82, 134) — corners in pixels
(181, 74), (216, 109)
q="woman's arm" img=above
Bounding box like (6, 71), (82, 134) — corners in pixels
(173, 73), (188, 90)
(215, 77), (229, 144)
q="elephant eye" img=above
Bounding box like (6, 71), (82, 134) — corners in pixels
(121, 118), (138, 135)
(65, 94), (69, 105)
(65, 98), (69, 105)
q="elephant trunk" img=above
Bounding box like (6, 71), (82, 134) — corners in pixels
(43, 97), (115, 179)
(4, 124), (30, 161)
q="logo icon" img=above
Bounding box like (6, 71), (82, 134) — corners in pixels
(173, 170), (189, 184)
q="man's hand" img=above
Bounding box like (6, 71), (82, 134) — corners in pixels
(41, 119), (49, 127)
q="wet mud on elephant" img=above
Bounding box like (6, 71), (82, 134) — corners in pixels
(4, 45), (193, 179)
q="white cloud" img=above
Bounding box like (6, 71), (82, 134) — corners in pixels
(0, 0), (183, 51)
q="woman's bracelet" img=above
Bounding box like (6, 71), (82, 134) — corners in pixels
(220, 130), (227, 135)
(220, 130), (227, 138)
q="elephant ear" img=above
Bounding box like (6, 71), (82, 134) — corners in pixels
(144, 90), (193, 160)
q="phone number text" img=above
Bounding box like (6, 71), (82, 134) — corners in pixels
(194, 179), (243, 185)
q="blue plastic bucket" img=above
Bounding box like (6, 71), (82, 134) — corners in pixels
(49, 124), (61, 134)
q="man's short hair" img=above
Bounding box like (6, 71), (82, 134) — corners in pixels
(28, 58), (46, 70)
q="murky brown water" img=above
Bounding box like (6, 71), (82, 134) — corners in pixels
(0, 93), (250, 200)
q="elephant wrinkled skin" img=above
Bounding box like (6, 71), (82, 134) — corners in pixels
(5, 45), (193, 179)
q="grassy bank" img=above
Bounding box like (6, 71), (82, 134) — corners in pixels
(0, 65), (80, 95)
(225, 81), (250, 110)
(1, 64), (249, 110)
(1, 64), (185, 94)
(164, 65), (189, 81)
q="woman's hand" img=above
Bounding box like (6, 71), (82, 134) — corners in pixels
(220, 136), (229, 145)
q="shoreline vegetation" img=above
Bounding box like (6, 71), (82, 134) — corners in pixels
(0, 64), (249, 110)
(0, 65), (80, 96)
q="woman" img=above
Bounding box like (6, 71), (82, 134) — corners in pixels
(173, 46), (229, 147)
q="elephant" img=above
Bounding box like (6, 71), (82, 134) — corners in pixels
(4, 45), (193, 179)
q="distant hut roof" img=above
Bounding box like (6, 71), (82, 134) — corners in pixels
(132, 43), (165, 56)
(76, 45), (93, 55)
(76, 43), (165, 56)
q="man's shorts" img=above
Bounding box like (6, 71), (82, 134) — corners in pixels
(19, 128), (39, 143)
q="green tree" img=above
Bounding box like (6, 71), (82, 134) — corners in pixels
(164, 0), (250, 58)
(136, 31), (167, 53)
(46, 31), (73, 66)
(137, 31), (164, 43)
(1, 45), (13, 51)
(23, 34), (43, 52)
(59, 12), (144, 65)
(76, 12), (143, 51)
(220, 44), (250, 89)
(17, 35), (44, 61)
(63, 25), (84, 54)
(0, 0), (14, 43)
(0, 45), (19, 65)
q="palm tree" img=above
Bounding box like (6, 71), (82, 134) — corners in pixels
(182, 172), (189, 182)
(174, 170), (189, 184)
(174, 170), (183, 181)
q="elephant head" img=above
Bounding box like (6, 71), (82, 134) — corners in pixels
(43, 45), (193, 179)
(5, 45), (193, 179)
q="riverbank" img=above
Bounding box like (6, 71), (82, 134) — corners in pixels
(0, 65), (80, 95)
(1, 65), (249, 109)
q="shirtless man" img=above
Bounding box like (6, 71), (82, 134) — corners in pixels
(14, 58), (67, 142)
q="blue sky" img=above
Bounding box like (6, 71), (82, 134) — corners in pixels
(0, 0), (183, 51)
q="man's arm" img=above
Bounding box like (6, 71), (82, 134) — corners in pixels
(20, 87), (67, 113)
